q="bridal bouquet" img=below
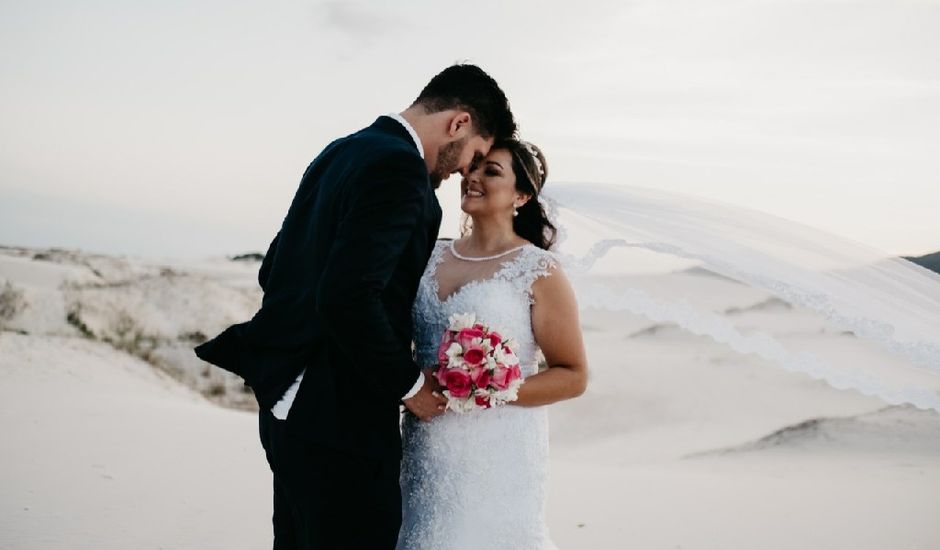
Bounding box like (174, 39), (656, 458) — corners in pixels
(434, 313), (523, 413)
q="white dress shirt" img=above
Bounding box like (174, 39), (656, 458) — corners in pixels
(270, 114), (427, 420)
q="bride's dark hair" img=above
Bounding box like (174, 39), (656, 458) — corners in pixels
(461, 139), (558, 250)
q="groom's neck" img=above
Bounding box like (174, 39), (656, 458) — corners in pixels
(399, 106), (437, 168)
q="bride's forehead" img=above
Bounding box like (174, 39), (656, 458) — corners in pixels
(479, 150), (513, 175)
(484, 148), (512, 163)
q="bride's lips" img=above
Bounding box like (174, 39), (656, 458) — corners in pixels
(464, 186), (485, 198)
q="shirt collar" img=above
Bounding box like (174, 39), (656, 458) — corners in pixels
(387, 113), (425, 160)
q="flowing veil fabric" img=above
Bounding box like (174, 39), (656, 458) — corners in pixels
(541, 183), (940, 411)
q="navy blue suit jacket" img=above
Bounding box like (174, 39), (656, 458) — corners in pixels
(195, 116), (442, 458)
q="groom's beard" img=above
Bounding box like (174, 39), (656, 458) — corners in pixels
(429, 138), (465, 189)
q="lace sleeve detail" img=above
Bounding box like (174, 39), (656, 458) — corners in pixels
(426, 239), (449, 274)
(496, 245), (559, 304)
(420, 239), (449, 301)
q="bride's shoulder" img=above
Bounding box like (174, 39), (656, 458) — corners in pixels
(527, 248), (574, 307)
(432, 238), (457, 255)
(502, 243), (564, 304)
(517, 242), (560, 273)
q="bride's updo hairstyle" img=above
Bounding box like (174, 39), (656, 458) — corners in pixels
(460, 139), (557, 250)
(502, 139), (557, 250)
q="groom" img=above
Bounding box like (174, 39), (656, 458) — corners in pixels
(195, 64), (516, 549)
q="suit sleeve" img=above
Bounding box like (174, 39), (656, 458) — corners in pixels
(315, 153), (427, 402)
(258, 231), (280, 292)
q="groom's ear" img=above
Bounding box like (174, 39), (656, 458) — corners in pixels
(447, 111), (473, 139)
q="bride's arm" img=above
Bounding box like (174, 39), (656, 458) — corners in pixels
(509, 265), (588, 407)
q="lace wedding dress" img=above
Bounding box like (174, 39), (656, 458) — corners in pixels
(398, 240), (560, 550)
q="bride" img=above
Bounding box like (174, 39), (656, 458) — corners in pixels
(397, 139), (587, 549)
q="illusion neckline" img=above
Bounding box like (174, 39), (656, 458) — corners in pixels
(449, 240), (528, 262)
(431, 241), (533, 303)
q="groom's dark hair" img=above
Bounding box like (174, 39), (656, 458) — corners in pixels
(413, 64), (517, 140)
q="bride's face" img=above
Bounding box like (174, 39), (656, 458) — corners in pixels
(460, 148), (528, 219)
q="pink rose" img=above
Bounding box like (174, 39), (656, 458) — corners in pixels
(434, 367), (450, 387)
(457, 327), (484, 349)
(462, 344), (486, 367)
(441, 368), (472, 398)
(440, 329), (457, 346)
(469, 365), (491, 388)
(473, 323), (485, 331)
(486, 331), (503, 348)
(508, 364), (522, 384)
(475, 394), (491, 409)
(491, 364), (522, 390)
(491, 363), (511, 390)
(437, 339), (452, 367)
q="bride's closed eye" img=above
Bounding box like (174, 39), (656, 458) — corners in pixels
(484, 160), (503, 177)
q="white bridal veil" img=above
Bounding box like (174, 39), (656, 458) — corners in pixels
(542, 183), (940, 412)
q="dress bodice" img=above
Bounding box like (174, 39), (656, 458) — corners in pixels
(399, 239), (561, 550)
(412, 240), (558, 376)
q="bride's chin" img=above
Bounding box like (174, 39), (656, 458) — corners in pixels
(460, 198), (479, 214)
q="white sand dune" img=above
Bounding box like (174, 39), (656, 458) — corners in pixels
(0, 246), (263, 409)
(548, 450), (940, 550)
(698, 405), (940, 456)
(0, 332), (270, 549)
(2, 246), (939, 549)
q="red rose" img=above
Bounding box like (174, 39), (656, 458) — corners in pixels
(442, 368), (472, 398)
(475, 394), (491, 408)
(486, 331), (503, 348)
(462, 344), (486, 367)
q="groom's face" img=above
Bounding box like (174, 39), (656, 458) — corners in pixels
(430, 134), (493, 189)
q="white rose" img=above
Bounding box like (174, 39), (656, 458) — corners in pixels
(445, 342), (463, 359)
(493, 345), (507, 364)
(448, 312), (476, 331)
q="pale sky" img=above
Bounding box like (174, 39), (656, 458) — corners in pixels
(1, 0), (938, 259)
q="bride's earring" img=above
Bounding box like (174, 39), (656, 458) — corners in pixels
(513, 206), (519, 217)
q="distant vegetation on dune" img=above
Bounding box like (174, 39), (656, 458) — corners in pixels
(904, 251), (940, 275)
(230, 252), (264, 262)
(0, 245), (264, 410)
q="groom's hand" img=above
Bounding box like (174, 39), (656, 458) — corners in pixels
(403, 372), (447, 422)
